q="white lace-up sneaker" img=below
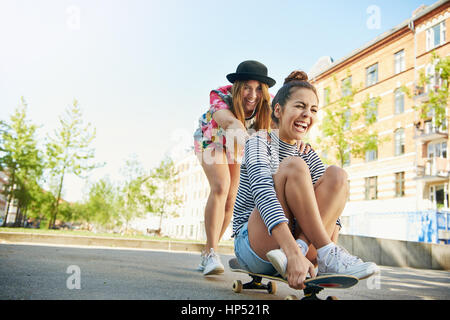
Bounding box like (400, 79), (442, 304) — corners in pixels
(318, 245), (380, 280)
(197, 250), (208, 272)
(266, 249), (288, 278)
(203, 248), (225, 276)
(266, 240), (308, 279)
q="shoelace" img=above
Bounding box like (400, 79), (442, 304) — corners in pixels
(335, 246), (361, 268)
(325, 246), (360, 270)
(206, 248), (219, 262)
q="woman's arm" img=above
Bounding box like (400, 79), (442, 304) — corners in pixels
(212, 108), (247, 132)
(271, 223), (315, 289)
(244, 135), (289, 235)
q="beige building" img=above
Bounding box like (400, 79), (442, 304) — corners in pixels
(163, 150), (233, 241)
(309, 0), (450, 242)
(160, 1), (450, 243)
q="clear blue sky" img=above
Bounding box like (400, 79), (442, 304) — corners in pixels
(0, 0), (439, 201)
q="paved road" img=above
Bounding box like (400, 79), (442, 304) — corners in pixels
(0, 243), (449, 300)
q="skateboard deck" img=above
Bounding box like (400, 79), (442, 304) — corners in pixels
(229, 257), (358, 300)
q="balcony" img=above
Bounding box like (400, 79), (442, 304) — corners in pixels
(415, 156), (449, 182)
(414, 119), (448, 143)
(414, 85), (429, 104)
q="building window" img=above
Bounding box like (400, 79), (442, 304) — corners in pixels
(395, 172), (405, 197)
(426, 21), (446, 51)
(343, 108), (351, 130)
(394, 128), (405, 156)
(394, 88), (405, 114)
(394, 50), (405, 74)
(428, 141), (447, 158)
(365, 176), (377, 200)
(365, 148), (378, 162)
(366, 63), (378, 87)
(341, 76), (352, 97)
(365, 98), (378, 124)
(430, 184), (449, 209)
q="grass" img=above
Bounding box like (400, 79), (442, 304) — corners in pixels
(0, 227), (233, 245)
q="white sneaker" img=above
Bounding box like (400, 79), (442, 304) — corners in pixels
(203, 248), (225, 276)
(266, 249), (288, 278)
(266, 240), (309, 279)
(318, 245), (380, 280)
(197, 250), (207, 271)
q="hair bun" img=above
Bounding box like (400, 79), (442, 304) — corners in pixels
(284, 70), (308, 84)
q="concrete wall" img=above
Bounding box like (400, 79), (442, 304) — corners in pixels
(338, 234), (450, 270)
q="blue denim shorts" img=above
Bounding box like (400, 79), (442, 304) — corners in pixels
(234, 222), (277, 276)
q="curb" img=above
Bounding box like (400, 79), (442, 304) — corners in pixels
(0, 232), (235, 255)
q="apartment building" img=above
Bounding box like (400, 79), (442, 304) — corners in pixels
(162, 149), (235, 241)
(309, 0), (450, 243)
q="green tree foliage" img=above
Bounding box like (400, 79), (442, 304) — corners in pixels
(415, 52), (450, 129)
(84, 177), (119, 230)
(317, 72), (388, 167)
(45, 99), (102, 229)
(149, 158), (182, 232)
(116, 156), (148, 234)
(0, 97), (43, 227)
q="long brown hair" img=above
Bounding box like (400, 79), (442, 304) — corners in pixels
(230, 81), (272, 131)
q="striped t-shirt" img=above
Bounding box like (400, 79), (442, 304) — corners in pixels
(232, 130), (326, 237)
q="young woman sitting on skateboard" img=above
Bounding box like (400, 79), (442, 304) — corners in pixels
(232, 70), (379, 289)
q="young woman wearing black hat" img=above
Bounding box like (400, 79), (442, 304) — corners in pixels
(193, 60), (277, 275)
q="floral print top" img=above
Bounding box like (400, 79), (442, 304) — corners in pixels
(193, 85), (257, 153)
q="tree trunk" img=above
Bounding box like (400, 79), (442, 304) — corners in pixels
(2, 172), (15, 227)
(49, 170), (65, 229)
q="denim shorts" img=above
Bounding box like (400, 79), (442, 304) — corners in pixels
(234, 222), (277, 276)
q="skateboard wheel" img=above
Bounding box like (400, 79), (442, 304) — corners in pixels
(326, 296), (338, 300)
(232, 280), (243, 293)
(267, 281), (277, 294)
(285, 295), (298, 300)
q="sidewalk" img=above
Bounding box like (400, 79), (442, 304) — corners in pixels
(0, 231), (234, 254)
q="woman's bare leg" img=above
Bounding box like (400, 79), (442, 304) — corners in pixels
(198, 148), (230, 252)
(247, 157), (339, 260)
(301, 165), (349, 264)
(218, 162), (240, 241)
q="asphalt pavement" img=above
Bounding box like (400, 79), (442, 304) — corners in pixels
(0, 243), (449, 300)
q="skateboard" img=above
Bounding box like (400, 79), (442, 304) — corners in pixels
(229, 258), (358, 300)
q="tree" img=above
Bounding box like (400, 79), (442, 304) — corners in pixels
(0, 97), (43, 227)
(149, 158), (182, 233)
(317, 72), (388, 167)
(45, 99), (102, 229)
(84, 177), (119, 230)
(414, 52), (450, 129)
(116, 156), (147, 234)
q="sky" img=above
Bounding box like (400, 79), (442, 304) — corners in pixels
(0, 0), (440, 201)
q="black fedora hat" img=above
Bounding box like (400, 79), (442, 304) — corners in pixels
(226, 60), (276, 88)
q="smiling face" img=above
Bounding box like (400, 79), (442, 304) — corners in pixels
(274, 87), (318, 144)
(241, 80), (263, 116)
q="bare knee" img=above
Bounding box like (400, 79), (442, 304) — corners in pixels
(209, 180), (230, 198)
(278, 156), (310, 177)
(324, 165), (349, 194)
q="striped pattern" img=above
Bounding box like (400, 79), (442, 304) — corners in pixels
(232, 131), (326, 237)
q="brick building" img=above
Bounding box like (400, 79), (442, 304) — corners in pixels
(309, 0), (450, 242)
